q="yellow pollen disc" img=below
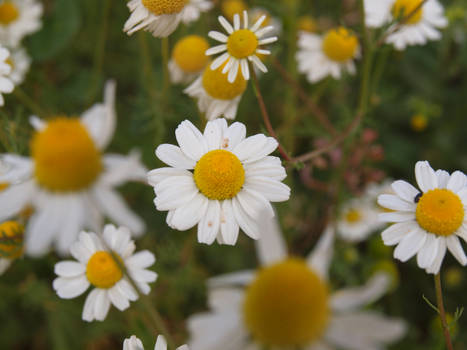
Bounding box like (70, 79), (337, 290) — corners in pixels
(322, 27), (358, 63)
(416, 189), (464, 236)
(0, 2), (19, 25)
(243, 258), (329, 347)
(202, 62), (247, 100)
(298, 16), (317, 33)
(194, 150), (245, 200)
(227, 29), (258, 59)
(173, 35), (210, 73)
(392, 0), (424, 25)
(142, 0), (187, 15)
(345, 209), (362, 223)
(86, 251), (123, 289)
(221, 0), (247, 21)
(31, 117), (102, 192)
(0, 221), (24, 259)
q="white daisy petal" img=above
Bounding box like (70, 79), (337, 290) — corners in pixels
(378, 194), (416, 211)
(416, 234), (439, 269)
(156, 144), (196, 169)
(220, 199), (240, 245)
(391, 180), (420, 203)
(446, 235), (467, 266)
(426, 237), (447, 274)
(175, 120), (208, 161)
(393, 228), (426, 262)
(54, 276), (90, 299)
(198, 200), (221, 245)
(54, 261), (86, 277)
(415, 161), (438, 192)
(447, 171), (467, 193)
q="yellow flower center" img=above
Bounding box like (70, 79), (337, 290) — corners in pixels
(410, 114), (428, 132)
(345, 208), (362, 223)
(416, 189), (464, 236)
(86, 251), (123, 289)
(0, 2), (19, 25)
(31, 117), (102, 192)
(392, 0), (424, 25)
(173, 35), (210, 73)
(243, 258), (329, 347)
(322, 27), (358, 63)
(298, 16), (317, 33)
(202, 62), (247, 100)
(142, 0), (187, 15)
(5, 57), (14, 69)
(227, 29), (258, 59)
(193, 150), (245, 200)
(0, 221), (24, 259)
(221, 0), (247, 21)
(0, 182), (8, 191)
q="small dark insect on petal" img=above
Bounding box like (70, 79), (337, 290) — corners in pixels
(414, 192), (423, 203)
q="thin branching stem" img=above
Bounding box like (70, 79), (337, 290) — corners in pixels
(434, 273), (454, 350)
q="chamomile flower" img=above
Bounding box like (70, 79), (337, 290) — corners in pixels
(364, 0), (448, 50)
(297, 27), (360, 83)
(0, 81), (147, 256)
(0, 45), (13, 106)
(169, 35), (210, 84)
(378, 161), (467, 274)
(124, 0), (213, 38)
(148, 118), (290, 245)
(0, 221), (24, 275)
(0, 0), (43, 47)
(54, 225), (157, 322)
(206, 10), (278, 83)
(123, 335), (189, 350)
(188, 219), (406, 350)
(184, 61), (247, 120)
(5, 46), (30, 85)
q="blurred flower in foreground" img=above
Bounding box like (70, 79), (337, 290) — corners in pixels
(378, 161), (467, 274)
(123, 335), (188, 350)
(188, 218), (406, 349)
(296, 27), (359, 83)
(364, 0), (447, 50)
(53, 225), (157, 322)
(0, 0), (42, 47)
(0, 81), (147, 256)
(124, 0), (212, 37)
(206, 10), (278, 83)
(169, 35), (210, 84)
(221, 0), (247, 22)
(0, 220), (23, 275)
(184, 61), (247, 120)
(148, 118), (290, 245)
(5, 46), (29, 85)
(0, 45), (13, 105)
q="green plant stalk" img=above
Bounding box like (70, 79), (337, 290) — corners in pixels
(434, 273), (454, 350)
(161, 37), (170, 105)
(357, 0), (373, 117)
(13, 88), (47, 118)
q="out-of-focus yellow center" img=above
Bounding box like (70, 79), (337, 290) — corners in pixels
(5, 57), (14, 69)
(0, 182), (8, 191)
(31, 117), (102, 192)
(86, 251), (123, 289)
(173, 35), (210, 73)
(0, 2), (19, 25)
(202, 62), (247, 100)
(410, 114), (428, 132)
(243, 258), (329, 347)
(0, 221), (24, 259)
(142, 0), (187, 15)
(416, 189), (464, 236)
(221, 0), (247, 21)
(194, 150), (244, 200)
(227, 29), (258, 59)
(392, 0), (424, 25)
(345, 208), (362, 223)
(298, 16), (317, 33)
(322, 27), (358, 63)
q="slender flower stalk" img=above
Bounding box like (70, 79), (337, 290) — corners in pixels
(434, 273), (454, 350)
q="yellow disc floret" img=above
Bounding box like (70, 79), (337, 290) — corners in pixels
(202, 62), (247, 100)
(142, 0), (187, 15)
(0, 2), (19, 25)
(221, 0), (247, 21)
(173, 35), (210, 73)
(0, 221), (24, 259)
(244, 258), (329, 347)
(194, 150), (245, 200)
(416, 189), (464, 236)
(227, 29), (258, 59)
(322, 27), (358, 63)
(31, 117), (102, 192)
(345, 208), (362, 223)
(392, 0), (424, 25)
(86, 251), (123, 289)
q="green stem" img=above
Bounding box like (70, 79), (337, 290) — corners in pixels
(357, 0), (373, 117)
(161, 37), (170, 104)
(434, 273), (454, 350)
(13, 88), (47, 118)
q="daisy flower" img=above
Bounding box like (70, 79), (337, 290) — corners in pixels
(124, 0), (213, 38)
(0, 0), (43, 47)
(378, 161), (467, 274)
(297, 27), (360, 84)
(148, 118), (290, 245)
(5, 46), (30, 85)
(221, 0), (247, 22)
(188, 218), (406, 349)
(364, 0), (448, 50)
(0, 220), (23, 275)
(169, 35), (210, 84)
(184, 61), (247, 120)
(206, 10), (278, 83)
(0, 45), (14, 106)
(123, 335), (188, 350)
(0, 81), (147, 256)
(53, 225), (157, 322)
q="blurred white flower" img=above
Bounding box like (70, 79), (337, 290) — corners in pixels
(0, 45), (14, 105)
(5, 46), (30, 85)
(169, 35), (210, 84)
(0, 0), (42, 47)
(123, 335), (189, 350)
